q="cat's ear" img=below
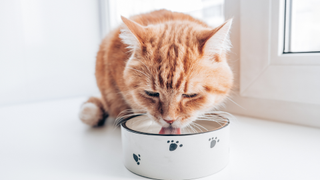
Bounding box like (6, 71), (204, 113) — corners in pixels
(120, 16), (146, 50)
(199, 19), (232, 57)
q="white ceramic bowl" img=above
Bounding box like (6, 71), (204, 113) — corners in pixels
(121, 114), (230, 180)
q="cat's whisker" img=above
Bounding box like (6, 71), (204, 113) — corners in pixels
(188, 124), (197, 133)
(116, 112), (143, 121)
(206, 111), (236, 121)
(188, 125), (193, 133)
(182, 126), (188, 134)
(196, 117), (225, 126)
(192, 125), (199, 133)
(182, 125), (191, 134)
(114, 112), (132, 126)
(198, 111), (235, 120)
(116, 109), (134, 118)
(190, 123), (202, 132)
(118, 108), (145, 115)
(189, 123), (198, 132)
(183, 125), (190, 133)
(117, 109), (133, 115)
(197, 120), (228, 124)
(187, 126), (194, 134)
(197, 116), (228, 121)
(114, 111), (146, 126)
(197, 115), (227, 120)
(226, 97), (245, 110)
(192, 122), (208, 132)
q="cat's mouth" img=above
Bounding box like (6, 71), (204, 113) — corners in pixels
(159, 127), (181, 134)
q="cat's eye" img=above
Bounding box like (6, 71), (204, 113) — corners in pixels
(182, 93), (198, 98)
(145, 90), (159, 97)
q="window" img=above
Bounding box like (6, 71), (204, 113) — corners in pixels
(234, 0), (320, 127)
(283, 0), (320, 53)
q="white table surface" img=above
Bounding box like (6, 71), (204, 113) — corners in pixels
(1, 97), (320, 180)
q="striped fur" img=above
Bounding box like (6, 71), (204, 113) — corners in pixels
(79, 10), (233, 128)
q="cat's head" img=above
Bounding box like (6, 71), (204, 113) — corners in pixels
(120, 16), (233, 129)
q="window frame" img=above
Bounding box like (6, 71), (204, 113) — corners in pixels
(270, 0), (320, 65)
(283, 0), (320, 54)
(240, 0), (320, 106)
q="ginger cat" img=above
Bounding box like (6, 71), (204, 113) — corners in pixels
(79, 10), (233, 133)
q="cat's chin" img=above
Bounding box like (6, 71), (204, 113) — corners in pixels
(159, 127), (181, 134)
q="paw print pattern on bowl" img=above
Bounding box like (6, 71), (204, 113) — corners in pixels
(133, 153), (141, 165)
(209, 137), (219, 148)
(167, 140), (183, 151)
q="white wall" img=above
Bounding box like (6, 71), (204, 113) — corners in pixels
(0, 0), (100, 106)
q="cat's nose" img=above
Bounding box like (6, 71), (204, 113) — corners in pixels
(164, 119), (175, 124)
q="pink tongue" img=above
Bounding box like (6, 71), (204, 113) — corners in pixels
(159, 127), (181, 134)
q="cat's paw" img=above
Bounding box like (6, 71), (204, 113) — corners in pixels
(167, 140), (183, 151)
(133, 153), (141, 165)
(209, 137), (219, 148)
(79, 102), (103, 126)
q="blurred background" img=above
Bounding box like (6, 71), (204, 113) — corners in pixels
(1, 0), (319, 125)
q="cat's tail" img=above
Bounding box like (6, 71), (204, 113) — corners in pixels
(78, 97), (108, 127)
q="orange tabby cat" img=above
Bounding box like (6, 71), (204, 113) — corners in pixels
(79, 10), (233, 133)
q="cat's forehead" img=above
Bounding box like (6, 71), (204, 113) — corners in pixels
(144, 25), (204, 65)
(149, 59), (211, 93)
(144, 22), (207, 53)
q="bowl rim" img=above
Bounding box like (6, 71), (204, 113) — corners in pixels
(121, 114), (230, 136)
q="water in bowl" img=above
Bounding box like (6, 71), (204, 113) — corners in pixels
(125, 113), (230, 135)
